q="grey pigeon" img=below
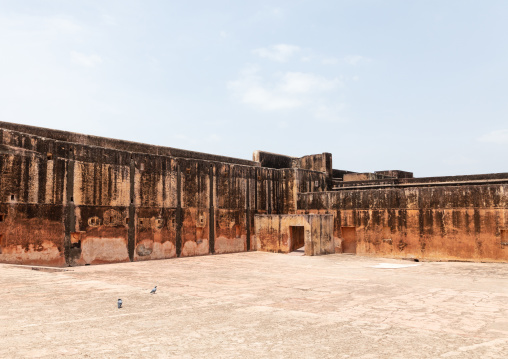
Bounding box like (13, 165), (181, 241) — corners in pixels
(118, 299), (122, 308)
(150, 286), (157, 294)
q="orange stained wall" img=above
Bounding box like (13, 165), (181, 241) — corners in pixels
(298, 185), (508, 262)
(0, 125), (328, 266)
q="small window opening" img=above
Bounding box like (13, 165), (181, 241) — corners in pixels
(140, 219), (144, 225)
(125, 218), (129, 224)
(0, 214), (4, 222)
(131, 198), (134, 204)
(47, 153), (53, 160)
(70, 197), (74, 202)
(110, 216), (113, 223)
(10, 195), (15, 201)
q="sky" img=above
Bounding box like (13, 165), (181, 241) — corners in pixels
(0, 0), (507, 177)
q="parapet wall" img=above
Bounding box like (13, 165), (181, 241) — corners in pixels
(298, 182), (508, 262)
(0, 121), (258, 167)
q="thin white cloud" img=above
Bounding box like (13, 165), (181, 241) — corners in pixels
(279, 72), (341, 94)
(477, 129), (508, 144)
(227, 65), (301, 110)
(344, 55), (371, 66)
(70, 51), (102, 67)
(227, 65), (343, 116)
(252, 44), (300, 62)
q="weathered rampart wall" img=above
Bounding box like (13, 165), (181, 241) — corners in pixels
(298, 182), (508, 262)
(0, 121), (258, 166)
(0, 126), (327, 266)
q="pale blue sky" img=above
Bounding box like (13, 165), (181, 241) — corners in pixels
(1, 1), (507, 176)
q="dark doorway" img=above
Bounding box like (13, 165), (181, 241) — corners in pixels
(341, 226), (357, 254)
(289, 226), (305, 252)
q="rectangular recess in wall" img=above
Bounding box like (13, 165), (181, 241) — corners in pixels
(341, 226), (357, 254)
(501, 229), (508, 246)
(0, 214), (4, 222)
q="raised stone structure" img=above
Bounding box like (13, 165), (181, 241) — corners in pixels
(0, 121), (506, 265)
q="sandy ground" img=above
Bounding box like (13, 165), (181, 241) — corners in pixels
(0, 252), (507, 359)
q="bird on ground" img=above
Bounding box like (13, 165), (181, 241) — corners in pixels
(118, 299), (123, 308)
(150, 286), (157, 294)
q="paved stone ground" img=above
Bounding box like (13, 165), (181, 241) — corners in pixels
(0, 253), (507, 358)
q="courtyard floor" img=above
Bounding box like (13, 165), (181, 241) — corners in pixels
(0, 252), (507, 358)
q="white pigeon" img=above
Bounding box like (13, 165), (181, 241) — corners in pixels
(150, 286), (157, 294)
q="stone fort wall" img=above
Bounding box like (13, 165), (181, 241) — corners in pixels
(1, 121), (507, 265)
(0, 122), (327, 266)
(298, 180), (508, 262)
